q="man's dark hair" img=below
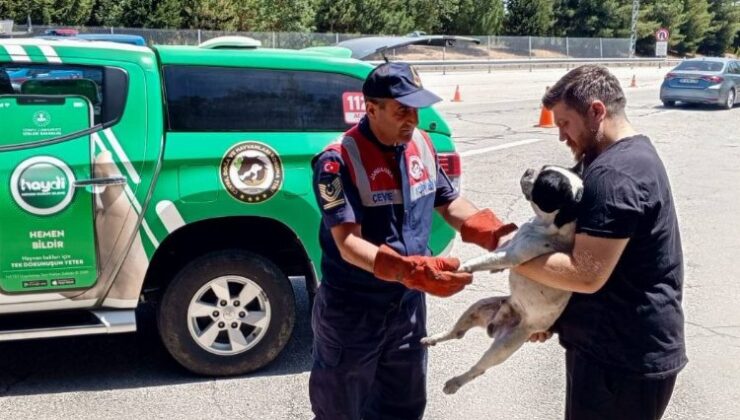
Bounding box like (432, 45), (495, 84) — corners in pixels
(365, 96), (388, 109)
(542, 65), (627, 117)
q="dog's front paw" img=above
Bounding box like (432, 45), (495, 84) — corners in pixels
(420, 336), (437, 347)
(460, 253), (512, 273)
(458, 261), (475, 273)
(443, 378), (462, 395)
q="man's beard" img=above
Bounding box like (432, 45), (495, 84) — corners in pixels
(576, 128), (603, 165)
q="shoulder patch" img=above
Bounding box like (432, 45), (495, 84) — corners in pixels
(323, 160), (340, 174)
(319, 177), (345, 210)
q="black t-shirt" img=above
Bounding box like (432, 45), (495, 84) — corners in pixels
(556, 135), (687, 379)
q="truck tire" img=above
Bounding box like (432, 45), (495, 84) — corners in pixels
(158, 249), (295, 376)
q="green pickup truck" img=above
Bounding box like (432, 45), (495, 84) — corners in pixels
(0, 37), (461, 376)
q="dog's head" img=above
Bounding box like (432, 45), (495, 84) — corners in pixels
(520, 165), (584, 227)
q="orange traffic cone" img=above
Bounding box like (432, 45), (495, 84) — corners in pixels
(630, 74), (637, 88)
(536, 106), (556, 128)
(451, 85), (462, 102)
(536, 86), (556, 128)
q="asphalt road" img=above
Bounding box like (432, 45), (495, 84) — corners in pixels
(0, 66), (738, 419)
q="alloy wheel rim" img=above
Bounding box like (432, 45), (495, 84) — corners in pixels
(187, 275), (271, 355)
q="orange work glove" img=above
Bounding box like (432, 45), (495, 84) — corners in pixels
(460, 209), (518, 251)
(373, 245), (473, 297)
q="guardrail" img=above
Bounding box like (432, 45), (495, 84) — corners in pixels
(369, 57), (682, 72)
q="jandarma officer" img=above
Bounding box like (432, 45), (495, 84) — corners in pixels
(309, 62), (516, 420)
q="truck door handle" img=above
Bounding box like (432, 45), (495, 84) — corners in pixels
(74, 176), (127, 188)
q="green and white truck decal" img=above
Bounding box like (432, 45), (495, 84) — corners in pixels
(0, 38), (459, 375)
(1, 95), (97, 292)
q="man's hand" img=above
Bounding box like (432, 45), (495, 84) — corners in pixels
(528, 331), (553, 343)
(461, 209), (517, 251)
(373, 245), (473, 297)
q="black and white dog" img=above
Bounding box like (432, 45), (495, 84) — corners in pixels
(422, 165), (584, 394)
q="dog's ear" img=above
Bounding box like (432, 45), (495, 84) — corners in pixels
(571, 160), (584, 177)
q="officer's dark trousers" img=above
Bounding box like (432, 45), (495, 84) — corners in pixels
(565, 350), (678, 420)
(309, 285), (427, 420)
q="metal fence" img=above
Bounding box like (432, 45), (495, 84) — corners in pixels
(7, 25), (632, 59)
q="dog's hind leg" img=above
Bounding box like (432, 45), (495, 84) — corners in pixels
(421, 297), (504, 347)
(442, 318), (530, 394)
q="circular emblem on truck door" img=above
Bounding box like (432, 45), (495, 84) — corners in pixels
(221, 142), (283, 203)
(10, 156), (75, 216)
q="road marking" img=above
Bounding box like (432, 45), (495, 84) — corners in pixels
(655, 109), (678, 116)
(459, 138), (545, 157)
(633, 109), (678, 118)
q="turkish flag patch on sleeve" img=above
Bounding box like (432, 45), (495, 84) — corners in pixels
(323, 160), (340, 174)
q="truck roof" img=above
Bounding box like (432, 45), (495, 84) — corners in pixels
(154, 45), (372, 76)
(0, 37), (156, 69)
(0, 38), (372, 78)
(0, 37), (150, 53)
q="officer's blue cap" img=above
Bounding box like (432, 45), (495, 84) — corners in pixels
(362, 62), (442, 108)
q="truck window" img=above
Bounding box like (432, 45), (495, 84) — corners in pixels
(163, 66), (364, 132)
(0, 64), (127, 126)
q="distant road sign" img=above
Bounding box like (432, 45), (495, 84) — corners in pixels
(655, 42), (668, 57)
(656, 28), (670, 42)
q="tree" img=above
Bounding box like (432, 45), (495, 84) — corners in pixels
(409, 0), (457, 34)
(117, 0), (155, 28)
(445, 0), (505, 35)
(314, 0), (416, 35)
(0, 0), (27, 22)
(52, 0), (95, 25)
(504, 0), (554, 36)
(148, 0), (183, 29)
(13, 0), (54, 25)
(676, 0), (713, 55)
(552, 0), (631, 38)
(634, 0), (687, 56)
(252, 0), (316, 32)
(4, 0), (94, 25)
(196, 0), (240, 30)
(90, 0), (125, 26)
(699, 0), (740, 56)
(313, 0), (356, 33)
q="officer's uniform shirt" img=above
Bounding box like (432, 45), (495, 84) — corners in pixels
(312, 116), (458, 305)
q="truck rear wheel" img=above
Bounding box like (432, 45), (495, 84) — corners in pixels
(158, 250), (295, 376)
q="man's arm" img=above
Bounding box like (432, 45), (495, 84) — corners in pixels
(513, 233), (629, 294)
(436, 196), (480, 230)
(330, 222), (378, 273)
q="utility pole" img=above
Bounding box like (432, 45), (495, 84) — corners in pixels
(629, 0), (640, 58)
